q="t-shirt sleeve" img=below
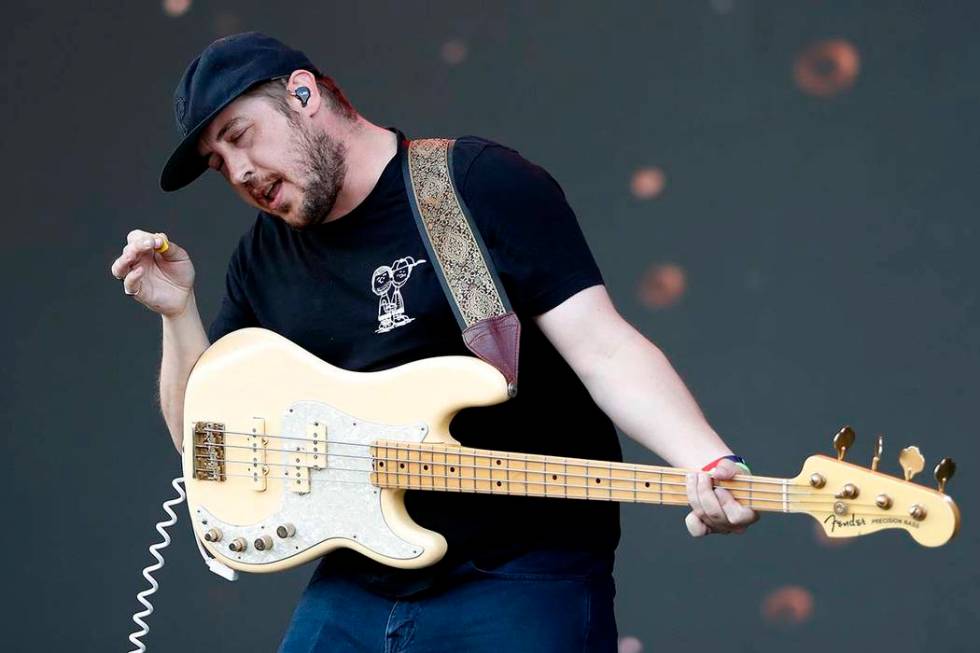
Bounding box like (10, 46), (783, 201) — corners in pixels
(458, 142), (604, 316)
(207, 232), (259, 342)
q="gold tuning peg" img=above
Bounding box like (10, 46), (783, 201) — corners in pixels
(934, 458), (956, 493)
(899, 446), (925, 482)
(833, 426), (856, 461)
(871, 434), (884, 472)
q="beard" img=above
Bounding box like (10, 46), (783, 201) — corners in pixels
(288, 120), (348, 229)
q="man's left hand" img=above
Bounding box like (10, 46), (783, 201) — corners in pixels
(684, 459), (760, 537)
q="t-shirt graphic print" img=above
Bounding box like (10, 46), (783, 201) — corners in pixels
(372, 256), (427, 333)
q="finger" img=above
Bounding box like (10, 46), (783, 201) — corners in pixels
(126, 229), (153, 245)
(111, 243), (144, 279)
(685, 510), (710, 537)
(123, 265), (144, 296)
(710, 459), (739, 480)
(697, 471), (732, 531)
(714, 487), (758, 526)
(111, 239), (156, 279)
(686, 473), (705, 520)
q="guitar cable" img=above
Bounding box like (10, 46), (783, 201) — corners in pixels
(126, 475), (239, 653)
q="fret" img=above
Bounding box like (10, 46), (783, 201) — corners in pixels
(411, 443), (422, 490)
(383, 443), (389, 488)
(450, 448), (461, 493)
(524, 454), (527, 496)
(563, 459), (567, 499)
(585, 461), (598, 500)
(388, 447), (403, 487)
(632, 465), (637, 504)
(404, 443), (415, 490)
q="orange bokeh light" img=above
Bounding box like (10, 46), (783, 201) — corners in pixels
(761, 585), (814, 625)
(638, 263), (686, 309)
(794, 39), (860, 98)
(162, 0), (191, 18)
(630, 167), (666, 199)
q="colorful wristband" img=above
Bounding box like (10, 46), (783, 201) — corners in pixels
(702, 454), (751, 474)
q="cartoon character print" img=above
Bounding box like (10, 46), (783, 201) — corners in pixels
(372, 256), (427, 333)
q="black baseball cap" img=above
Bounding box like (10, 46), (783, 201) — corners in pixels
(160, 32), (318, 192)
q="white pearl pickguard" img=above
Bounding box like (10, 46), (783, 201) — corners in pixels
(195, 400), (429, 567)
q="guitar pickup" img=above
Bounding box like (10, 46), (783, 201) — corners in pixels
(308, 421), (326, 470)
(287, 421), (326, 494)
(246, 417), (268, 492)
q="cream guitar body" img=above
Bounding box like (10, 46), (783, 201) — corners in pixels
(183, 327), (509, 573)
(183, 329), (960, 576)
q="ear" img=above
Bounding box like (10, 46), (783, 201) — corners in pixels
(285, 69), (322, 115)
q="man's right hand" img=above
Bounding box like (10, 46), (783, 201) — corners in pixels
(110, 229), (195, 317)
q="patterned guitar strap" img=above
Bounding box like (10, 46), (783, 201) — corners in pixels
(402, 138), (521, 398)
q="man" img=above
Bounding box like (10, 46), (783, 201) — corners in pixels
(111, 33), (758, 652)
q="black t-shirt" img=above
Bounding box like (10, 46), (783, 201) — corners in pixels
(208, 130), (623, 595)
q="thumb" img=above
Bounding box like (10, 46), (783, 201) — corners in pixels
(152, 233), (189, 262)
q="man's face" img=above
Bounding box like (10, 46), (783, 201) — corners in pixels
(197, 93), (347, 229)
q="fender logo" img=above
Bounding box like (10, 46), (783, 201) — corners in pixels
(824, 514), (920, 531)
(824, 513), (866, 532)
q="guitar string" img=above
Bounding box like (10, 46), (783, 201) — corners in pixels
(197, 469), (889, 512)
(193, 450), (818, 499)
(191, 459), (886, 510)
(192, 435), (809, 489)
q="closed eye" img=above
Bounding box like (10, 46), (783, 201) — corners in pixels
(230, 127), (249, 143)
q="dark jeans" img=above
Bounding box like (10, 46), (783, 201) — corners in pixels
(277, 549), (618, 653)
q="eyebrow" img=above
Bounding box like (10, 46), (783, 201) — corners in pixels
(200, 117), (245, 158)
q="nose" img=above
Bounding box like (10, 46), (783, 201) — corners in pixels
(224, 150), (254, 187)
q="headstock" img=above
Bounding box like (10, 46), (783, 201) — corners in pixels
(792, 426), (960, 547)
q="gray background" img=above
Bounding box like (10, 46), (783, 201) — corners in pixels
(3, 1), (977, 651)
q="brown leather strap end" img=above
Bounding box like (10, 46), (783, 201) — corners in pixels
(462, 311), (521, 397)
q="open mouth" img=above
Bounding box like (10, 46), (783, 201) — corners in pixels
(262, 179), (282, 209)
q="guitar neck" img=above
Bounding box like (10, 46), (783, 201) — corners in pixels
(370, 440), (799, 514)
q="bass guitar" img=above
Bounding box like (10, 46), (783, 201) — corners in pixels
(183, 328), (960, 573)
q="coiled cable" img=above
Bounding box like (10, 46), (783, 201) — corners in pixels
(126, 476), (186, 653)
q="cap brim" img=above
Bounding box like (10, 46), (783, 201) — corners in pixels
(159, 99), (235, 192)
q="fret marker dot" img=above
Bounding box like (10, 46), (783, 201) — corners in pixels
(595, 478), (601, 483)
(496, 481), (501, 486)
(645, 482), (650, 487)
(496, 459), (502, 465)
(552, 475), (558, 480)
(400, 463), (405, 469)
(450, 467), (455, 473)
(424, 465), (429, 470)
